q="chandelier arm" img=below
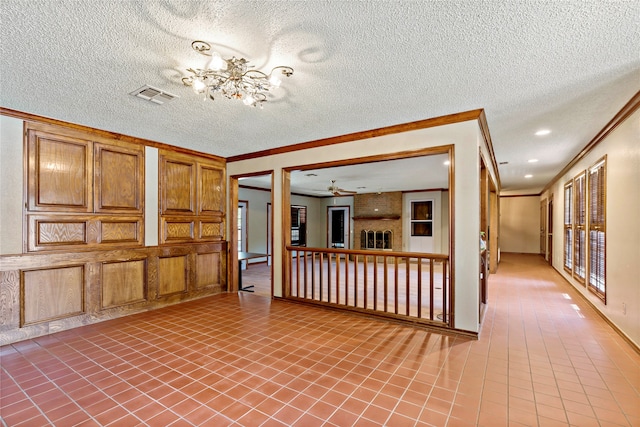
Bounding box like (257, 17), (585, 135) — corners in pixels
(242, 69), (270, 79)
(270, 66), (294, 76)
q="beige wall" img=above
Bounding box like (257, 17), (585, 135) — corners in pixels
(542, 108), (640, 348)
(0, 115), (23, 255)
(499, 196), (541, 254)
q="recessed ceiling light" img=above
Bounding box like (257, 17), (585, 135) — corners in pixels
(525, 174), (533, 178)
(535, 129), (551, 136)
(443, 160), (450, 166)
(528, 159), (538, 163)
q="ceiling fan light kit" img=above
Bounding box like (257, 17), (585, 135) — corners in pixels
(181, 40), (294, 108)
(328, 180), (357, 196)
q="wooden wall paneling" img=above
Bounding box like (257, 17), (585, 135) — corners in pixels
(27, 130), (93, 212)
(27, 215), (144, 251)
(21, 265), (84, 326)
(101, 259), (147, 308)
(94, 142), (143, 214)
(29, 216), (89, 249)
(195, 252), (221, 289)
(161, 218), (195, 243)
(0, 271), (20, 330)
(199, 219), (223, 240)
(99, 218), (142, 244)
(157, 255), (188, 297)
(161, 157), (196, 215)
(198, 164), (225, 215)
(0, 241), (227, 345)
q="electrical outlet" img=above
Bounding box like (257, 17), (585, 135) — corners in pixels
(622, 302), (626, 315)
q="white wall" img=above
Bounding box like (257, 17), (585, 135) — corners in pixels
(0, 115), (24, 255)
(543, 109), (640, 347)
(499, 196), (541, 253)
(227, 119), (489, 333)
(144, 147), (159, 247)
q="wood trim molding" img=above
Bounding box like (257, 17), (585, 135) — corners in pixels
(500, 193), (542, 198)
(0, 107), (226, 163)
(542, 91), (640, 194)
(227, 109), (484, 162)
(477, 109), (502, 190)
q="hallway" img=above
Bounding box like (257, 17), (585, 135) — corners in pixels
(1, 254), (638, 426)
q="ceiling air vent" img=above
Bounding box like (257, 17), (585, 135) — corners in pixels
(129, 85), (178, 105)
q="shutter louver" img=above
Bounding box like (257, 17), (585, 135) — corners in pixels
(588, 159), (606, 301)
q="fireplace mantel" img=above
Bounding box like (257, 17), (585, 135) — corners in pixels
(352, 215), (401, 221)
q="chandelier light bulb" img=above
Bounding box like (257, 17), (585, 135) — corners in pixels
(192, 78), (206, 93)
(182, 40), (293, 108)
(208, 52), (226, 71)
(269, 75), (282, 88)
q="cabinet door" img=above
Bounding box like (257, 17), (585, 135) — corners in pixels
(94, 143), (144, 214)
(160, 157), (196, 215)
(198, 164), (224, 215)
(27, 130), (92, 212)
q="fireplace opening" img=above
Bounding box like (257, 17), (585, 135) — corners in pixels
(361, 230), (393, 250)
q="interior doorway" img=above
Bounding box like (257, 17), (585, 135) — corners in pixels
(230, 173), (274, 295)
(327, 206), (350, 249)
(238, 200), (248, 269)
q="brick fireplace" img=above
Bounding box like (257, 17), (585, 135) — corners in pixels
(353, 192), (402, 252)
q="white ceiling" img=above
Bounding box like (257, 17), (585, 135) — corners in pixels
(1, 1), (638, 194)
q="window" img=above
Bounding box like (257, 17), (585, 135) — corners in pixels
(291, 205), (307, 246)
(563, 181), (573, 272)
(588, 158), (606, 302)
(411, 200), (433, 236)
(573, 172), (587, 282)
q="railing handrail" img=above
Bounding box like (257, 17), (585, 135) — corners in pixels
(285, 245), (449, 261)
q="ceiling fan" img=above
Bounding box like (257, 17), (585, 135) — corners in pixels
(327, 180), (357, 196)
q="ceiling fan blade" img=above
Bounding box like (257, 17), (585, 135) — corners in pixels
(337, 188), (357, 194)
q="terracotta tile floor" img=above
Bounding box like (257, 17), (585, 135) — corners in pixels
(1, 253), (639, 426)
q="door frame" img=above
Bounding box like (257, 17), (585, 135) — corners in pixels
(327, 205), (350, 249)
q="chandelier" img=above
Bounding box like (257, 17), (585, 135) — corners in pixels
(181, 41), (294, 108)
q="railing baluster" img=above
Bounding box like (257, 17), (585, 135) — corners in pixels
(319, 252), (324, 302)
(302, 250), (307, 298)
(344, 254), (349, 307)
(405, 257), (410, 316)
(327, 252), (332, 303)
(336, 252), (340, 305)
(311, 252), (316, 300)
(296, 250), (301, 297)
(417, 258), (422, 318)
(383, 256), (388, 312)
(394, 257), (398, 314)
(373, 255), (378, 311)
(353, 255), (358, 308)
(429, 258), (434, 321)
(364, 255), (368, 309)
(443, 260), (448, 326)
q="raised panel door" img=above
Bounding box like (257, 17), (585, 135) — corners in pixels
(95, 143), (143, 213)
(199, 165), (224, 215)
(162, 158), (195, 214)
(27, 131), (92, 212)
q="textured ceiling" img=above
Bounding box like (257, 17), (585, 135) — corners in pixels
(1, 1), (638, 194)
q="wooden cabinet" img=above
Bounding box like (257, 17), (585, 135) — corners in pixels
(159, 150), (225, 244)
(25, 123), (144, 252)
